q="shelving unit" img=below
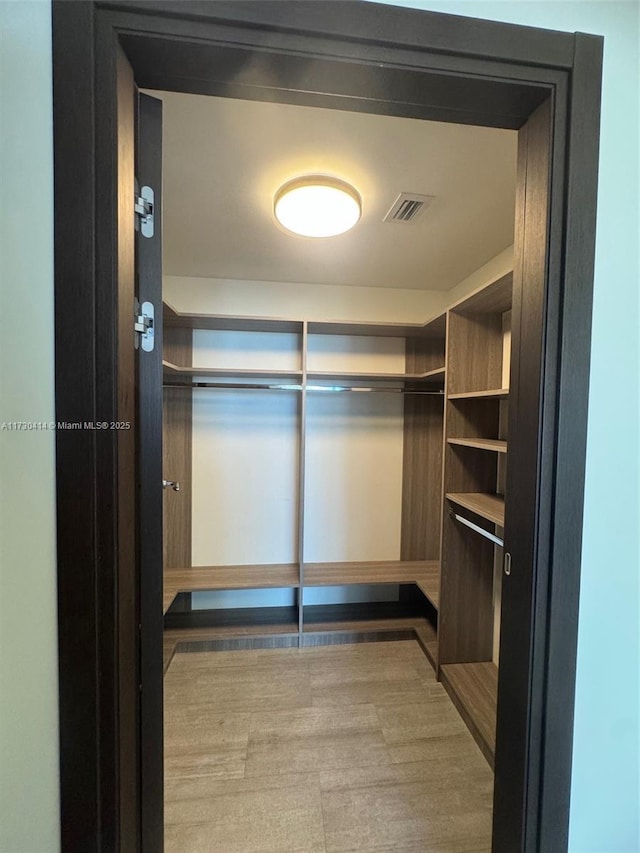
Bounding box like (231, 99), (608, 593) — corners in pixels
(438, 270), (512, 764)
(161, 271), (515, 764)
(162, 301), (446, 661)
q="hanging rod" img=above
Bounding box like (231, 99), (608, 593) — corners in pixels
(163, 381), (444, 394)
(451, 511), (504, 547)
(164, 381), (303, 391)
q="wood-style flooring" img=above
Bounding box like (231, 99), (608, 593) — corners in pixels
(164, 640), (493, 852)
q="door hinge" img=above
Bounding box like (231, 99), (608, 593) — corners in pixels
(135, 300), (155, 352)
(134, 185), (154, 238)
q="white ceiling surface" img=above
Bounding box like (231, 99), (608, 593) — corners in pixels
(157, 91), (517, 292)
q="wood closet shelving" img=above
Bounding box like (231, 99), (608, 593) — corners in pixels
(162, 300), (446, 659)
(162, 270), (514, 767)
(438, 270), (513, 767)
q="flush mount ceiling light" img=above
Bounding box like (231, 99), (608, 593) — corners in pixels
(274, 176), (362, 238)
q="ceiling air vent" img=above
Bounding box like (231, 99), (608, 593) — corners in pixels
(383, 193), (434, 224)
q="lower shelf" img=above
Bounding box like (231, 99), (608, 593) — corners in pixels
(304, 560), (440, 610)
(440, 661), (498, 767)
(163, 563), (300, 614)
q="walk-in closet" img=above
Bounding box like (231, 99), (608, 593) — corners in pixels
(158, 89), (517, 850)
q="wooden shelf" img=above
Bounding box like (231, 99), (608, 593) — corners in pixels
(448, 437), (507, 453)
(440, 661), (498, 767)
(448, 388), (509, 400)
(163, 563), (299, 614)
(307, 367), (444, 383)
(446, 493), (505, 526)
(164, 301), (447, 340)
(163, 360), (302, 383)
(304, 560), (440, 610)
(163, 302), (303, 334)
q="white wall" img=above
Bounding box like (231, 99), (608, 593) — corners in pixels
(164, 275), (450, 323)
(370, 2), (640, 850)
(0, 2), (60, 851)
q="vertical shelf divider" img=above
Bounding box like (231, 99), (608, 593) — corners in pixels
(297, 321), (308, 641)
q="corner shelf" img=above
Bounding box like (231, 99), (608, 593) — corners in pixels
(446, 493), (505, 527)
(448, 388), (509, 400)
(448, 437), (507, 453)
(440, 661), (498, 767)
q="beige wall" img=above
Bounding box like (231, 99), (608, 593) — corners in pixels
(163, 274), (451, 324)
(0, 2), (60, 851)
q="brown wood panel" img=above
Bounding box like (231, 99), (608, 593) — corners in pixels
(401, 395), (445, 562)
(446, 398), (501, 442)
(297, 322), (308, 636)
(405, 332), (446, 374)
(446, 493), (505, 527)
(447, 312), (505, 395)
(163, 326), (192, 570)
(438, 512), (495, 665)
(441, 662), (498, 767)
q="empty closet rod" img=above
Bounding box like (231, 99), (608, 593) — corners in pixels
(163, 382), (444, 394)
(163, 382), (303, 391)
(451, 511), (504, 547)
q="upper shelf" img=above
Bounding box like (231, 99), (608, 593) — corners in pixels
(163, 302), (303, 334)
(307, 366), (445, 387)
(163, 360), (303, 384)
(164, 361), (446, 390)
(164, 301), (447, 341)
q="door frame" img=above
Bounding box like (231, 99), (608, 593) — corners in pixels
(51, 2), (603, 851)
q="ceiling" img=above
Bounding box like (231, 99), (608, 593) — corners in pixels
(155, 91), (517, 292)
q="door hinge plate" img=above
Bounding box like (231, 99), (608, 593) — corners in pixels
(135, 300), (155, 352)
(135, 185), (154, 238)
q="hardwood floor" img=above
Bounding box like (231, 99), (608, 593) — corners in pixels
(164, 640), (493, 852)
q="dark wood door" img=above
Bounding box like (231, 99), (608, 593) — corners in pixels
(493, 99), (553, 851)
(135, 91), (164, 852)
